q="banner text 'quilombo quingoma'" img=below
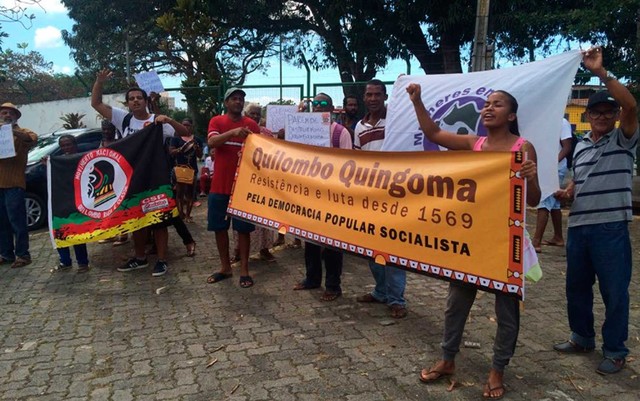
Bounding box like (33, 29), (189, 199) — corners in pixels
(251, 147), (478, 202)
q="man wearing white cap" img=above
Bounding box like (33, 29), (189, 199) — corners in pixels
(0, 103), (37, 268)
(206, 88), (260, 288)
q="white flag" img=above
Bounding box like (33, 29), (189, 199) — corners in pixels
(383, 50), (583, 201)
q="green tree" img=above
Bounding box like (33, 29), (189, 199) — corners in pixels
(61, 0), (640, 109)
(61, 0), (278, 133)
(155, 0), (278, 128)
(0, 0), (41, 53)
(60, 112), (86, 129)
(61, 0), (175, 90)
(0, 46), (93, 104)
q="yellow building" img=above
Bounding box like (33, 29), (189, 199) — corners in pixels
(564, 84), (619, 135)
(565, 98), (590, 134)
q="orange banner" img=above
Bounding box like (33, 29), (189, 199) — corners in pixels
(229, 135), (526, 299)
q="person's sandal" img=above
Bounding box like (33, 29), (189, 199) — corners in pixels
(320, 291), (341, 302)
(239, 276), (254, 288)
(293, 281), (320, 290)
(419, 367), (453, 383)
(207, 272), (232, 284)
(186, 242), (196, 257)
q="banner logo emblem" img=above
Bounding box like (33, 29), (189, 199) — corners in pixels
(425, 94), (488, 151)
(74, 149), (133, 219)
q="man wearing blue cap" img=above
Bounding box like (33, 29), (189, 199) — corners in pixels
(553, 47), (638, 375)
(206, 88), (260, 288)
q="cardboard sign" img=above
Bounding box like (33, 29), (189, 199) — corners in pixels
(266, 105), (298, 132)
(284, 112), (331, 147)
(133, 71), (164, 95)
(0, 124), (16, 159)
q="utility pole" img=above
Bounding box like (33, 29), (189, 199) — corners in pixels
(125, 28), (131, 85)
(279, 35), (283, 103)
(635, 8), (640, 175)
(471, 0), (491, 72)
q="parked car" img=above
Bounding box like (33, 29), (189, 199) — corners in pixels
(25, 128), (103, 230)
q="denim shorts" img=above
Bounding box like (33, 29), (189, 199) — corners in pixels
(538, 167), (567, 210)
(207, 193), (255, 233)
(539, 193), (561, 210)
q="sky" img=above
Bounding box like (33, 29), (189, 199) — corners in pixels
(2, 0), (426, 107)
(2, 0), (71, 73)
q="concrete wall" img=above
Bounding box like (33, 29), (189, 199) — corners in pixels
(14, 93), (125, 135)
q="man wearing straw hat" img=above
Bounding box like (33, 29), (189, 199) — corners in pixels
(0, 102), (37, 268)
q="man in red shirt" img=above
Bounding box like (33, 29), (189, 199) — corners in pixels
(206, 88), (260, 288)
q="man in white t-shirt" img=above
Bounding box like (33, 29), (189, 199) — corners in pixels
(353, 79), (408, 319)
(531, 118), (573, 252)
(91, 69), (189, 277)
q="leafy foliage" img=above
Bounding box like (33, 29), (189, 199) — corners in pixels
(0, 0), (39, 32)
(60, 112), (86, 129)
(61, 0), (279, 133)
(0, 45), (99, 104)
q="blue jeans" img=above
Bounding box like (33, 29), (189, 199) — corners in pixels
(57, 244), (89, 266)
(369, 260), (407, 306)
(566, 221), (631, 359)
(303, 242), (343, 293)
(0, 187), (30, 261)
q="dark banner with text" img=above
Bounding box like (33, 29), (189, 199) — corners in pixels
(229, 135), (528, 299)
(48, 124), (177, 247)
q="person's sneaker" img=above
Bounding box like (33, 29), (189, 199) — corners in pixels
(596, 357), (625, 375)
(118, 258), (148, 272)
(553, 340), (595, 353)
(55, 263), (72, 272)
(152, 261), (168, 277)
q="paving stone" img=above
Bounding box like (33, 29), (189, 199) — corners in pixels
(111, 388), (134, 401)
(0, 209), (636, 400)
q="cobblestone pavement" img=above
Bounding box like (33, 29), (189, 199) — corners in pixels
(1, 207), (639, 401)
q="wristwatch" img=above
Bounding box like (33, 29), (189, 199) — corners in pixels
(601, 70), (617, 83)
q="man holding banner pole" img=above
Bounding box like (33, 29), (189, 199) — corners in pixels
(553, 47), (638, 375)
(91, 69), (189, 277)
(353, 79), (408, 319)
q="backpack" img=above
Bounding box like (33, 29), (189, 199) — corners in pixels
(117, 113), (134, 140)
